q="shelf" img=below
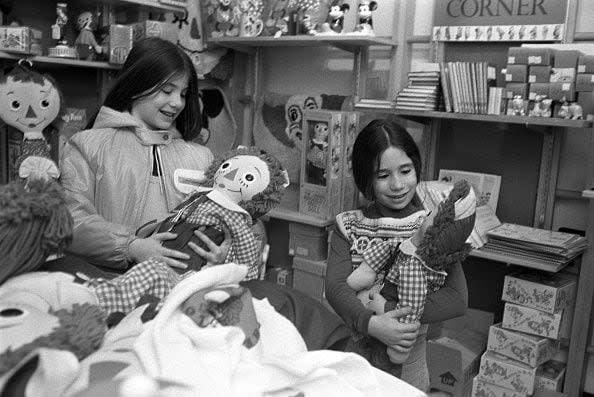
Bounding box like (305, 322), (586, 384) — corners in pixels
(78, 0), (186, 14)
(208, 35), (395, 54)
(469, 247), (570, 273)
(264, 207), (334, 228)
(354, 105), (594, 129)
(0, 51), (120, 70)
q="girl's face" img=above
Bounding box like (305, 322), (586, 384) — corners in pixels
(131, 73), (188, 131)
(373, 146), (418, 211)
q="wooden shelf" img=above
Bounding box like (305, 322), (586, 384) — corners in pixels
(78, 0), (186, 14)
(208, 35), (395, 54)
(0, 51), (120, 70)
(354, 106), (594, 129)
(264, 207), (334, 228)
(469, 248), (570, 273)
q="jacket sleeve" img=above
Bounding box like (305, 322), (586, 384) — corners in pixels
(420, 260), (468, 323)
(325, 226), (373, 335)
(60, 141), (135, 269)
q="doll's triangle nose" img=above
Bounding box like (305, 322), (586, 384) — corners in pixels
(26, 106), (36, 118)
(224, 168), (238, 181)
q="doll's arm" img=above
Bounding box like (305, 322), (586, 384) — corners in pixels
(395, 243), (428, 324)
(223, 213), (261, 281)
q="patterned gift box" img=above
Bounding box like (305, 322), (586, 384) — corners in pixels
(472, 377), (528, 397)
(501, 271), (576, 314)
(0, 26), (42, 55)
(478, 351), (537, 394)
(535, 360), (566, 392)
(487, 323), (559, 367)
(502, 302), (573, 340)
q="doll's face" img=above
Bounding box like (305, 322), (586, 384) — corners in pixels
(77, 12), (94, 31)
(313, 122), (329, 141)
(213, 155), (270, 203)
(0, 76), (61, 133)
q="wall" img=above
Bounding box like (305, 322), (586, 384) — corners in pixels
(257, 0), (594, 392)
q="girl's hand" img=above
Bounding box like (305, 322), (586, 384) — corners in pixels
(129, 232), (189, 269)
(368, 307), (420, 347)
(188, 226), (232, 266)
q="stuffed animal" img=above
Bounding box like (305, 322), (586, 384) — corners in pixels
(74, 11), (102, 61)
(139, 146), (289, 278)
(0, 61), (63, 183)
(353, 0), (376, 34)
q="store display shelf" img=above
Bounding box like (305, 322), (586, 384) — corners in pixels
(0, 51), (120, 70)
(354, 103), (594, 129)
(78, 0), (186, 14)
(264, 207), (334, 228)
(208, 35), (395, 54)
(469, 248), (570, 273)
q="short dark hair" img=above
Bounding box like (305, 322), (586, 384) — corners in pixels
(352, 119), (422, 201)
(99, 37), (201, 140)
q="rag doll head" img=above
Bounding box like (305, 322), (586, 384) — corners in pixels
(203, 146), (289, 219)
(0, 60), (63, 181)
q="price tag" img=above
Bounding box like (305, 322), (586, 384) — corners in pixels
(529, 75), (536, 83)
(508, 56), (515, 64)
(528, 56), (542, 65)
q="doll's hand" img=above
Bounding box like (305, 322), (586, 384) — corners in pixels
(366, 288), (388, 314)
(129, 233), (189, 270)
(188, 226), (232, 266)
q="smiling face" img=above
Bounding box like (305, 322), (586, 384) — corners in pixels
(131, 73), (188, 131)
(213, 155), (270, 203)
(0, 76), (61, 133)
(373, 146), (418, 212)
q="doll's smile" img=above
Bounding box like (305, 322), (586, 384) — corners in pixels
(17, 117), (46, 129)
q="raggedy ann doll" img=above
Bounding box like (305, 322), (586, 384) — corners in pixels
(345, 179), (476, 364)
(0, 60), (63, 183)
(139, 146), (289, 280)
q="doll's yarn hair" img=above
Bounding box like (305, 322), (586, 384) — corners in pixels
(0, 180), (73, 284)
(204, 146), (288, 220)
(417, 179), (476, 270)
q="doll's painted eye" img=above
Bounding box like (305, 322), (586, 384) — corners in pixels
(244, 173), (255, 182)
(40, 99), (50, 109)
(221, 162), (230, 169)
(11, 100), (20, 110)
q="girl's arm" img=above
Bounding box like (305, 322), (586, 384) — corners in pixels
(420, 260), (468, 323)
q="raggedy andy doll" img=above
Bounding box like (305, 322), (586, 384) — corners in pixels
(345, 179), (476, 364)
(139, 146), (289, 280)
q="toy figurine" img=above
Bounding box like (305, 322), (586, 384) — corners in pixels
(529, 95), (552, 118)
(74, 11), (102, 61)
(569, 102), (583, 120)
(557, 99), (570, 119)
(352, 0), (376, 35)
(0, 61), (63, 183)
(48, 2), (77, 58)
(305, 121), (329, 185)
(322, 2), (349, 34)
(509, 95), (526, 116)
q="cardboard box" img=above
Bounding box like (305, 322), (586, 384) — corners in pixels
(554, 50), (582, 68)
(527, 48), (555, 66)
(131, 20), (178, 43)
(528, 66), (551, 83)
(292, 256), (326, 301)
(265, 266), (293, 287)
(472, 377), (528, 397)
(508, 47), (530, 65)
(487, 323), (558, 367)
(548, 82), (576, 101)
(528, 83), (550, 100)
(504, 83), (528, 99)
(0, 26), (41, 55)
(428, 309), (494, 396)
(550, 68), (576, 83)
(288, 222), (328, 260)
(478, 351), (538, 394)
(109, 24), (134, 64)
(535, 360), (566, 392)
(501, 271), (576, 314)
(501, 302), (573, 340)
(576, 73), (594, 92)
(578, 91), (594, 118)
(505, 65), (528, 83)
(299, 110), (358, 220)
(578, 55), (594, 73)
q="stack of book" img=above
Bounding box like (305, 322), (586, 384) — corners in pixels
(481, 223), (588, 271)
(439, 61), (496, 114)
(395, 70), (440, 111)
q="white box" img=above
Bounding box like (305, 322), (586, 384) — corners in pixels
(502, 302), (573, 340)
(487, 323), (559, 367)
(472, 377), (528, 397)
(478, 351), (537, 394)
(535, 360), (566, 392)
(501, 271), (576, 314)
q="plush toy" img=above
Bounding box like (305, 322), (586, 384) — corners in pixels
(0, 61), (63, 183)
(74, 11), (102, 61)
(346, 179), (476, 364)
(139, 146), (289, 278)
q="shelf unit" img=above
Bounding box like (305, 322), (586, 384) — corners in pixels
(0, 51), (120, 70)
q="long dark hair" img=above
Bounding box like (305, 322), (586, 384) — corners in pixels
(352, 119), (422, 201)
(88, 37), (201, 140)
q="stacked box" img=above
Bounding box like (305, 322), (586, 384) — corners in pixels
(526, 48), (555, 66)
(292, 256), (326, 301)
(487, 323), (558, 367)
(472, 377), (528, 397)
(535, 360), (566, 392)
(501, 271), (576, 314)
(109, 25), (134, 64)
(0, 26), (42, 55)
(478, 351), (537, 395)
(554, 50), (582, 68)
(550, 68), (576, 83)
(577, 55), (594, 74)
(577, 91), (594, 118)
(502, 302), (573, 340)
(505, 65), (528, 83)
(504, 83), (528, 99)
(528, 83), (550, 100)
(288, 222), (328, 260)
(507, 47), (531, 65)
(576, 74), (594, 92)
(528, 66), (551, 83)
(548, 82), (576, 101)
(299, 110), (359, 221)
(131, 20), (178, 43)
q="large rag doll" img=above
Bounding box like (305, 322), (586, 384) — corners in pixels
(139, 146), (289, 279)
(0, 60), (63, 183)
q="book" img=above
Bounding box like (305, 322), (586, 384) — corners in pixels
(487, 223), (588, 251)
(438, 169), (501, 211)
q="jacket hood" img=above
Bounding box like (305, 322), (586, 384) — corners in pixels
(92, 106), (182, 145)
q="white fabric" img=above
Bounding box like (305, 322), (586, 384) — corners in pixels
(133, 263), (423, 397)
